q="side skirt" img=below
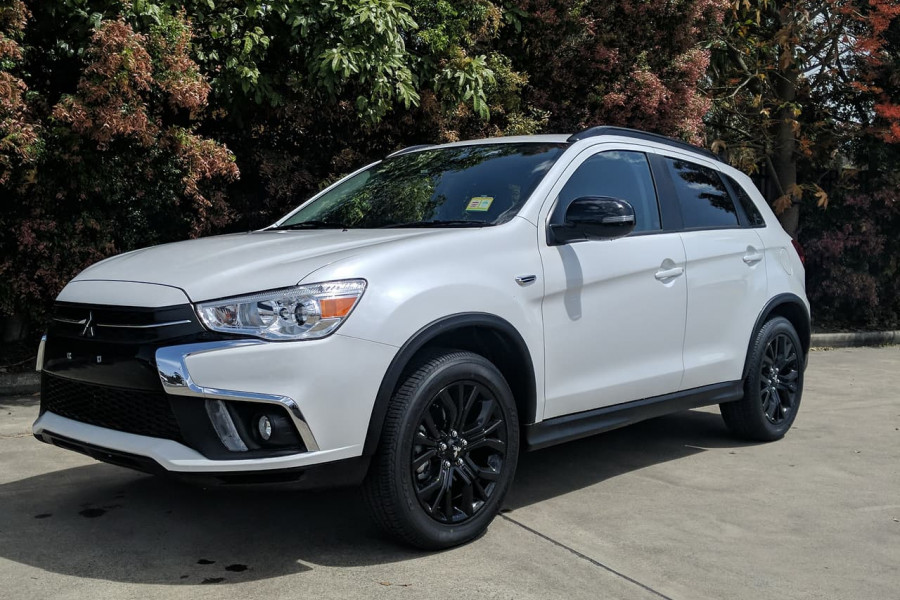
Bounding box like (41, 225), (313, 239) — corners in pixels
(524, 380), (743, 451)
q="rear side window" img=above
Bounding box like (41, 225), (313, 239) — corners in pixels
(664, 158), (739, 229)
(554, 151), (661, 233)
(724, 174), (766, 228)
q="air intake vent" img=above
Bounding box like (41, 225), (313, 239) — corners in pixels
(41, 372), (184, 442)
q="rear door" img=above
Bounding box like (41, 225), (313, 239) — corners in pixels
(652, 155), (768, 390)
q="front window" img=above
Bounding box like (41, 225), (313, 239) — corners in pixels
(275, 143), (567, 229)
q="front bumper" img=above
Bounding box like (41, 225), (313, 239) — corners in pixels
(155, 340), (320, 452)
(34, 334), (397, 474)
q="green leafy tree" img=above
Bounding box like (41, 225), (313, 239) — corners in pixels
(706, 0), (900, 237)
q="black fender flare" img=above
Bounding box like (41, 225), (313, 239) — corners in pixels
(742, 293), (811, 378)
(362, 312), (536, 456)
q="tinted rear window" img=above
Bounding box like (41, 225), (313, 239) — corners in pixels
(665, 158), (739, 229)
(724, 174), (766, 227)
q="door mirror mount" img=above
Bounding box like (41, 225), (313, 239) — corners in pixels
(548, 196), (637, 246)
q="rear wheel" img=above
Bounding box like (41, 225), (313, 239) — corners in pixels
(363, 350), (519, 549)
(721, 316), (804, 441)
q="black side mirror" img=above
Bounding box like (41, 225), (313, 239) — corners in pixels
(548, 196), (636, 245)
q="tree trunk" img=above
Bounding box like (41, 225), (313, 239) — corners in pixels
(771, 69), (800, 238)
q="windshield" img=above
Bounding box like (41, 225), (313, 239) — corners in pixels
(275, 143), (567, 229)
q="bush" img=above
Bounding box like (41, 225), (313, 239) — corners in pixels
(803, 179), (900, 329)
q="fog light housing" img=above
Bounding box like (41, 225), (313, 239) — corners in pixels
(204, 401), (305, 452)
(257, 415), (272, 441)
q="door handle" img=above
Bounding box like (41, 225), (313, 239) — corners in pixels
(743, 246), (764, 265)
(655, 266), (684, 281)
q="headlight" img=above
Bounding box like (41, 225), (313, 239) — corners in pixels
(195, 279), (367, 340)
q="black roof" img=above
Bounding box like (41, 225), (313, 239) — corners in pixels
(567, 126), (721, 162)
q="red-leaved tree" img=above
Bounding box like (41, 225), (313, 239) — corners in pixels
(1, 11), (237, 320)
(501, 0), (727, 142)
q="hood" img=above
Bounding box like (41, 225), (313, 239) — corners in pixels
(73, 229), (430, 302)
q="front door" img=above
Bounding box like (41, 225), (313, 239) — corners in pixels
(539, 148), (687, 420)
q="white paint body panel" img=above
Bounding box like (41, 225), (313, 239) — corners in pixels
(74, 230), (432, 302)
(678, 229), (768, 389)
(58, 280), (190, 307)
(36, 133), (809, 474)
(536, 145), (687, 418)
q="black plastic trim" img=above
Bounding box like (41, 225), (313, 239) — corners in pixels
(362, 313), (536, 456)
(36, 431), (168, 475)
(743, 293), (811, 376)
(647, 152), (685, 231)
(35, 430), (370, 488)
(189, 456), (371, 488)
(168, 397), (306, 460)
(567, 126), (723, 163)
(525, 381), (743, 451)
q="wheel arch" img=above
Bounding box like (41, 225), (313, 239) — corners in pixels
(362, 313), (537, 456)
(743, 293), (811, 378)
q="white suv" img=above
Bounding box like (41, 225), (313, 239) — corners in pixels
(34, 127), (809, 549)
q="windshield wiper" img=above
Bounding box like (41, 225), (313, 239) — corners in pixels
(271, 220), (350, 230)
(382, 220), (494, 228)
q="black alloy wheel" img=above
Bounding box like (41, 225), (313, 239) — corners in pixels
(759, 333), (800, 424)
(364, 350), (519, 549)
(721, 316), (805, 441)
(411, 381), (507, 524)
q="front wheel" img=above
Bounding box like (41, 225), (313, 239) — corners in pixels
(721, 316), (804, 441)
(363, 350), (519, 549)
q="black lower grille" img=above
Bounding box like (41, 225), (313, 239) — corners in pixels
(42, 373), (184, 442)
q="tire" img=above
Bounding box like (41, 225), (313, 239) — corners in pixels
(721, 316), (804, 441)
(363, 349), (519, 549)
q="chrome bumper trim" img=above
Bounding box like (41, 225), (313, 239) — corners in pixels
(155, 341), (319, 452)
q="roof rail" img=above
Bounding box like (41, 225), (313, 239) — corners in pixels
(567, 126), (721, 162)
(386, 144), (434, 158)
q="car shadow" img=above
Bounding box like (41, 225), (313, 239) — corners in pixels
(506, 408), (754, 510)
(0, 408), (757, 584)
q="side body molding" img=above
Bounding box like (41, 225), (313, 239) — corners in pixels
(362, 313), (537, 456)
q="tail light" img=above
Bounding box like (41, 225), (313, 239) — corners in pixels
(791, 239), (805, 265)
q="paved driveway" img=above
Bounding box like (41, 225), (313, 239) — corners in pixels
(1, 346), (898, 599)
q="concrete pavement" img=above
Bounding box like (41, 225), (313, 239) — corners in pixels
(1, 346), (898, 599)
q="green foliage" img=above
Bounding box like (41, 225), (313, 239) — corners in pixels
(434, 53), (495, 119)
(0, 5), (236, 320)
(6, 0), (897, 330)
(312, 0), (420, 123)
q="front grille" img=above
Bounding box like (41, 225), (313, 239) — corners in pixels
(42, 372), (184, 442)
(50, 302), (202, 344)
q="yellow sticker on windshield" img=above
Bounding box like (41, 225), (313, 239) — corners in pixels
(466, 196), (494, 211)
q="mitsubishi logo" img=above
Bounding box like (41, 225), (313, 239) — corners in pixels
(81, 311), (95, 338)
